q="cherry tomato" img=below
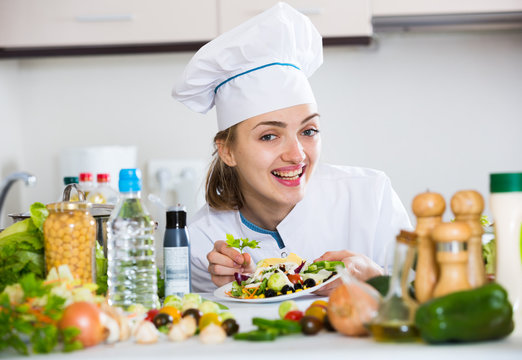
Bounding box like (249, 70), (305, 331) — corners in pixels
(310, 300), (329, 310)
(284, 310), (304, 322)
(287, 274), (303, 285)
(145, 309), (160, 322)
(199, 313), (222, 330)
(305, 305), (327, 322)
(159, 306), (181, 323)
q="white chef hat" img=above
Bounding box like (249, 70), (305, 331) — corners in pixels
(172, 2), (323, 131)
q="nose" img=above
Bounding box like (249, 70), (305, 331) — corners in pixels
(281, 137), (306, 163)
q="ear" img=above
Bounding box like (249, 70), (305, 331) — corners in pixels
(216, 140), (237, 167)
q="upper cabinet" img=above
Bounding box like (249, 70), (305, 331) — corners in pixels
(0, 0), (217, 48)
(372, 0), (522, 16)
(218, 0), (372, 38)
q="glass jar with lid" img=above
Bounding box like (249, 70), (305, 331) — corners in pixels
(43, 201), (96, 283)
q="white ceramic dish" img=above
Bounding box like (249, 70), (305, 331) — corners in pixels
(213, 273), (340, 303)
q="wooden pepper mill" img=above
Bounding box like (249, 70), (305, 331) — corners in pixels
(431, 222), (472, 298)
(412, 191), (445, 303)
(451, 190), (486, 288)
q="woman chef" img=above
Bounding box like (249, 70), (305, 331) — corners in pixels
(172, 3), (411, 293)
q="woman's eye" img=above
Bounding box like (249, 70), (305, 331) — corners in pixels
(260, 134), (277, 141)
(302, 128), (320, 137)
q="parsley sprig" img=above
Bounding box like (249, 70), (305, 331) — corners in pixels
(0, 273), (82, 355)
(226, 234), (260, 253)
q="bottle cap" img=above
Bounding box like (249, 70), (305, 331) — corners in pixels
(97, 173), (110, 183)
(63, 176), (79, 185)
(79, 172), (93, 182)
(490, 173), (522, 193)
(166, 205), (187, 228)
(118, 169), (142, 192)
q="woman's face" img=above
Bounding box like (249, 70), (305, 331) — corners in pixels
(221, 103), (321, 212)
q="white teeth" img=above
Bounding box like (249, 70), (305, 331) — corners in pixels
(272, 168), (303, 179)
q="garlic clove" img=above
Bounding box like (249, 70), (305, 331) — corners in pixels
(100, 311), (120, 344)
(179, 316), (197, 337)
(133, 320), (159, 344)
(199, 323), (227, 344)
(168, 324), (188, 342)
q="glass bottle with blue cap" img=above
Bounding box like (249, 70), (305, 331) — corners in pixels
(172, 2), (412, 294)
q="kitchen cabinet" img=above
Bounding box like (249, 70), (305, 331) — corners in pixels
(0, 0), (217, 56)
(371, 0), (522, 29)
(0, 0), (373, 57)
(218, 0), (372, 38)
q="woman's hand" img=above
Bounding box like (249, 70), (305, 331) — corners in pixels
(312, 250), (384, 296)
(206, 240), (256, 288)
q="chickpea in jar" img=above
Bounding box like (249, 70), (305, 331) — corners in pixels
(43, 202), (96, 283)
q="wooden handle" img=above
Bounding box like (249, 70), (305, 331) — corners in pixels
(431, 222), (471, 243)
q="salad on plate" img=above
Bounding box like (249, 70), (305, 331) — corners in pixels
(227, 253), (344, 300)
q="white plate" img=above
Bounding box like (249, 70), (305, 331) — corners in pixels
(213, 274), (340, 303)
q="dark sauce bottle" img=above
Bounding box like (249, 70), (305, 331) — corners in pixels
(163, 204), (191, 298)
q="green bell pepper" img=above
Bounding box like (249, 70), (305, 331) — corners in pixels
(415, 282), (514, 343)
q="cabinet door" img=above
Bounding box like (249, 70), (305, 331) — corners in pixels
(218, 0), (372, 37)
(372, 0), (522, 16)
(0, 0), (217, 47)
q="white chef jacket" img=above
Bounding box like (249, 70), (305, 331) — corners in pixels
(188, 163), (412, 293)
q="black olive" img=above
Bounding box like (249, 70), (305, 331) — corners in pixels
(323, 314), (336, 332)
(300, 315), (323, 335)
(281, 285), (294, 294)
(182, 308), (203, 325)
(153, 313), (173, 329)
(221, 318), (239, 336)
(303, 278), (316, 288)
(294, 283), (303, 291)
(265, 289), (277, 297)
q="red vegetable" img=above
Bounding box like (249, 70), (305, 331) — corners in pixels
(145, 309), (160, 322)
(287, 274), (302, 285)
(284, 310), (304, 322)
(58, 302), (104, 347)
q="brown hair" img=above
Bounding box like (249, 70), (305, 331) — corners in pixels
(205, 125), (244, 210)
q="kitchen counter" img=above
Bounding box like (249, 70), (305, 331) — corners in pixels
(1, 293), (521, 360)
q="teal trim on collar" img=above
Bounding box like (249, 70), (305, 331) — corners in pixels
(239, 212), (285, 249)
(214, 62), (300, 94)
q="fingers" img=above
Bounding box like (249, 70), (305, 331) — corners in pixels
(210, 274), (236, 288)
(207, 250), (240, 270)
(214, 240), (247, 265)
(314, 250), (357, 262)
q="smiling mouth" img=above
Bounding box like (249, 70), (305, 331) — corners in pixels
(271, 167), (304, 181)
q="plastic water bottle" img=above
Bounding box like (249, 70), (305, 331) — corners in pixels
(107, 169), (159, 310)
(164, 205), (191, 297)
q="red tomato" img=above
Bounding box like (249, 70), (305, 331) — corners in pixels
(145, 309), (160, 322)
(287, 274), (302, 285)
(284, 310), (304, 322)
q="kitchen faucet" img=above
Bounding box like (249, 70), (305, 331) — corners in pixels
(0, 172), (37, 220)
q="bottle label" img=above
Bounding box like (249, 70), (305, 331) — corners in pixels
(164, 247), (190, 297)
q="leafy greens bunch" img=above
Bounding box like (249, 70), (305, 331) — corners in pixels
(0, 202), (48, 292)
(0, 273), (82, 355)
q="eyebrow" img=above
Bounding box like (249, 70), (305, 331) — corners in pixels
(252, 113), (320, 130)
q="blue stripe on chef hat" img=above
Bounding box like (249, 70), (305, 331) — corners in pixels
(172, 2), (323, 131)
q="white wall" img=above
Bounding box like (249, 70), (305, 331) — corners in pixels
(0, 60), (24, 228)
(1, 28), (521, 229)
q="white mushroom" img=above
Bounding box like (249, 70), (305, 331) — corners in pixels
(199, 323), (227, 344)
